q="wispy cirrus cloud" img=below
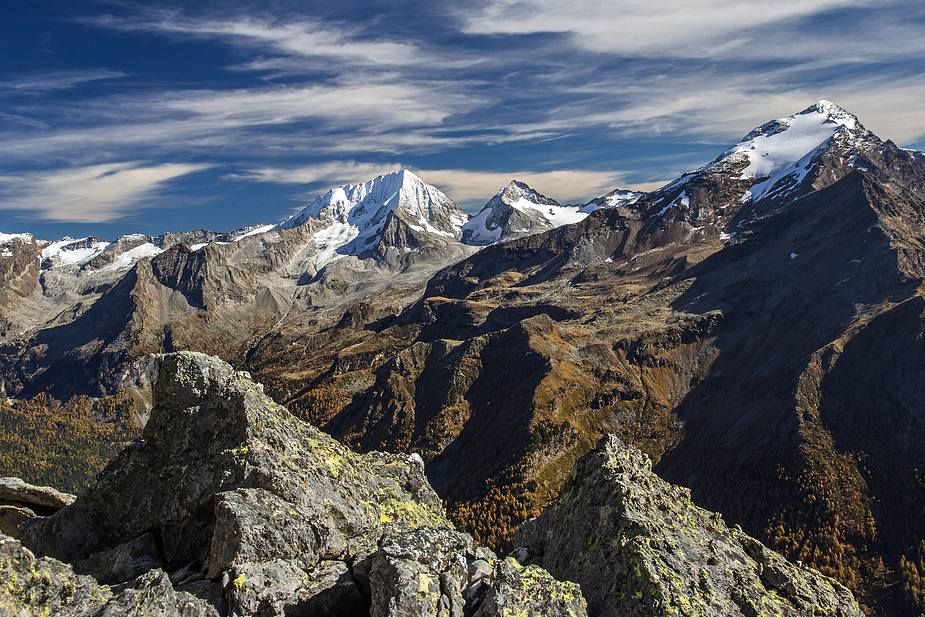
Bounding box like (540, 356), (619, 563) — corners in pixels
(458, 0), (908, 60)
(90, 11), (470, 71)
(0, 162), (209, 223)
(0, 77), (483, 165)
(0, 69), (125, 95)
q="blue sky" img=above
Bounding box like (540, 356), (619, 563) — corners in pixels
(2, 0), (925, 240)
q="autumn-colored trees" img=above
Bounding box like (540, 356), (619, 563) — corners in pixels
(447, 480), (542, 552)
(0, 392), (139, 494)
(900, 541), (925, 616)
(287, 384), (349, 426)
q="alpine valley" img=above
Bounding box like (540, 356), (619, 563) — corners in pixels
(2, 101), (925, 615)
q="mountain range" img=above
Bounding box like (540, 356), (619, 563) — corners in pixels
(2, 100), (925, 615)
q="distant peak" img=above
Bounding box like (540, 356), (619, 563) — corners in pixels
(498, 180), (559, 207)
(803, 100), (860, 127)
(391, 168), (418, 183)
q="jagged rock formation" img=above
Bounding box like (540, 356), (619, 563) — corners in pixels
(461, 180), (588, 245)
(516, 435), (862, 617)
(0, 477), (74, 537)
(18, 351), (451, 615)
(2, 352), (855, 617)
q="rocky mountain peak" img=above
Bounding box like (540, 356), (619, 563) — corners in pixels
(635, 100), (897, 240)
(516, 435), (863, 617)
(274, 170), (468, 269)
(497, 180), (560, 207)
(461, 180), (588, 245)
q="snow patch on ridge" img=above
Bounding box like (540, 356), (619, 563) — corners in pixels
(511, 197), (587, 227)
(41, 238), (110, 268)
(0, 232), (34, 244)
(101, 243), (163, 271)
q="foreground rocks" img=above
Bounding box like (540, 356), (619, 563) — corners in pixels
(16, 352), (452, 615)
(515, 435), (863, 617)
(1, 352), (863, 616)
(0, 476), (74, 538)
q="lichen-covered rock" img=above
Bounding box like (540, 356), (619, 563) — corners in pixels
(515, 435), (863, 617)
(0, 533), (220, 616)
(19, 351), (450, 616)
(1, 533), (110, 616)
(369, 527), (474, 617)
(222, 558), (366, 617)
(472, 557), (587, 617)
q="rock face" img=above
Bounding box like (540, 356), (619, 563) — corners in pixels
(515, 435), (863, 617)
(0, 476), (74, 537)
(19, 351), (450, 616)
(0, 534), (222, 617)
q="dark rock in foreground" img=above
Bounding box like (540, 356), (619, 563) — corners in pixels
(0, 476), (75, 537)
(18, 351), (451, 615)
(515, 435), (863, 617)
(0, 534), (221, 616)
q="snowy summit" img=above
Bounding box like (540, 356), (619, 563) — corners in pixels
(461, 180), (591, 245)
(713, 100), (872, 202)
(275, 170), (468, 269)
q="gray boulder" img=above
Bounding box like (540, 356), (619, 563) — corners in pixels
(0, 476), (75, 537)
(19, 351), (450, 616)
(472, 557), (587, 617)
(0, 476), (75, 511)
(369, 527), (474, 617)
(515, 435), (863, 617)
(0, 533), (220, 616)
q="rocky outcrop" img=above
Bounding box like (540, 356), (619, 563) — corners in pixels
(472, 557), (587, 617)
(0, 534), (222, 617)
(0, 477), (74, 537)
(19, 351), (451, 616)
(370, 527), (474, 617)
(515, 435), (863, 617)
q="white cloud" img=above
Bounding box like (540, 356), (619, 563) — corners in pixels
(238, 161), (404, 187)
(459, 0), (886, 60)
(0, 163), (209, 223)
(92, 12), (470, 71)
(0, 78), (482, 165)
(0, 69), (125, 94)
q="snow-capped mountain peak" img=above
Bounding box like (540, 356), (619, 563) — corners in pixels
(704, 100), (874, 204)
(579, 188), (643, 214)
(274, 170), (467, 269)
(461, 180), (589, 245)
